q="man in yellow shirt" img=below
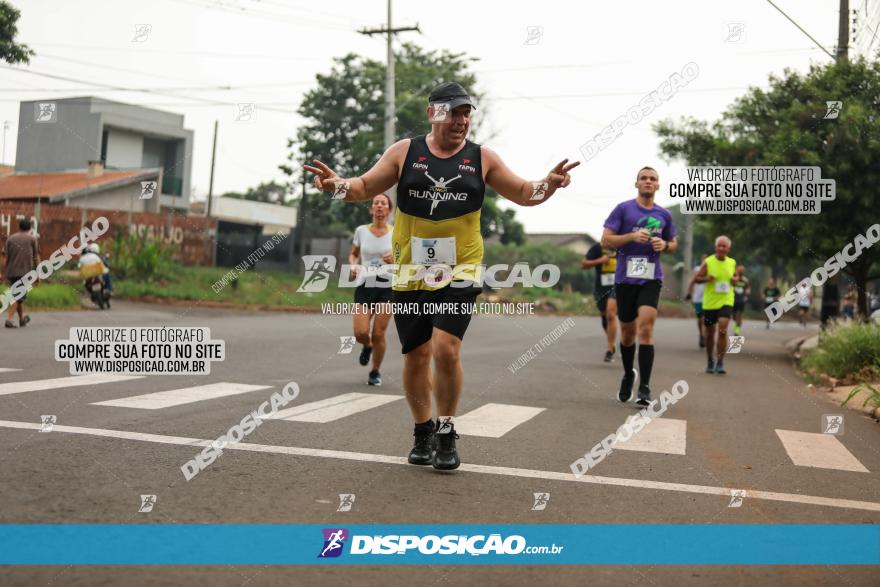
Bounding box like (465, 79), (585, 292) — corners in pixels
(694, 236), (736, 374)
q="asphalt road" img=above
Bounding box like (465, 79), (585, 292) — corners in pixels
(1, 301), (878, 586)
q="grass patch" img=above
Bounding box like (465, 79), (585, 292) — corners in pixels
(499, 286), (592, 314)
(0, 283), (80, 310)
(801, 322), (880, 382)
(115, 266), (351, 307)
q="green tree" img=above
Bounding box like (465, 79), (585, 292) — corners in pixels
(280, 42), (524, 245)
(655, 58), (880, 317)
(0, 1), (33, 64)
(221, 180), (290, 205)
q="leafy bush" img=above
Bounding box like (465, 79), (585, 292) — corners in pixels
(111, 232), (178, 281)
(801, 323), (880, 381)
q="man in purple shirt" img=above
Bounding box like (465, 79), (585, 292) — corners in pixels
(601, 167), (678, 405)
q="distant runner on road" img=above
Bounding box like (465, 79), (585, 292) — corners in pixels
(582, 243), (618, 362)
(602, 166), (677, 406)
(686, 253), (708, 348)
(731, 263), (750, 336)
(694, 236), (736, 374)
(349, 194), (394, 386)
(763, 278), (781, 329)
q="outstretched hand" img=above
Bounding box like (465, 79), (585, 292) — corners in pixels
(303, 159), (341, 193)
(547, 159), (580, 189)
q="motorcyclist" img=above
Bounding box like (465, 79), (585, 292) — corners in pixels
(78, 243), (112, 297)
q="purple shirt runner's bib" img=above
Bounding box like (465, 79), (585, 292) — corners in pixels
(603, 199), (676, 286)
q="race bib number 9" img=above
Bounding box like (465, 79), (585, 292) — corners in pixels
(600, 273), (615, 287)
(411, 236), (456, 265)
(626, 257), (655, 279)
(714, 281), (731, 293)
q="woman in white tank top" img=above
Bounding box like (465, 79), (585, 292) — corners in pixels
(349, 194), (394, 386)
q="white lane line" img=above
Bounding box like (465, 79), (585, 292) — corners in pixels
(270, 392), (402, 423)
(0, 374), (143, 397)
(615, 418), (687, 455)
(455, 403), (545, 438)
(91, 383), (272, 410)
(776, 429), (870, 473)
(0, 368), (22, 373)
(1, 419), (878, 513)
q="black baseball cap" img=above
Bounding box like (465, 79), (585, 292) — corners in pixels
(428, 82), (476, 110)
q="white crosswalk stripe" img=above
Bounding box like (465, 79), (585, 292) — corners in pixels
(454, 403), (545, 438)
(775, 429), (869, 473)
(270, 392), (403, 423)
(0, 374), (143, 396)
(91, 382), (272, 410)
(615, 417), (687, 455)
(5, 369), (875, 480)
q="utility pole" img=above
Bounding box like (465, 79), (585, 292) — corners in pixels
(297, 172), (307, 258)
(682, 214), (694, 299)
(206, 120), (219, 267)
(206, 120), (218, 217)
(837, 0), (850, 62)
(1, 121), (10, 165)
(359, 0), (420, 149)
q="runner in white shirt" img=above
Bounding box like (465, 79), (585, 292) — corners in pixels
(349, 194), (394, 386)
(686, 254), (708, 348)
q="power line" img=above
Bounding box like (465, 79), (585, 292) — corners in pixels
(765, 0), (836, 60)
(7, 53), (317, 92)
(0, 65), (298, 114)
(29, 42), (329, 61)
(167, 0), (366, 32)
(492, 87), (750, 101)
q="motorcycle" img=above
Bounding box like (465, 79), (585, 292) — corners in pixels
(85, 276), (111, 310)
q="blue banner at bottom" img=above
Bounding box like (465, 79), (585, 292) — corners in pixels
(0, 525), (877, 565)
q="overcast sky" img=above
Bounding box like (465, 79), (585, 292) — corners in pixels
(2, 0), (876, 238)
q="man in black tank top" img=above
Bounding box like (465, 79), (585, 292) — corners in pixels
(305, 82), (580, 471)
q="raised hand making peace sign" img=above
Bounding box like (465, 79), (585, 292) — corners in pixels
(547, 158), (580, 189)
(303, 159), (341, 193)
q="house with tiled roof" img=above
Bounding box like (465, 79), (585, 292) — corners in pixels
(0, 162), (162, 212)
(8, 97), (193, 212)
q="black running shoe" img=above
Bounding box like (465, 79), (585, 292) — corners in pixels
(705, 359), (715, 373)
(636, 384), (651, 406)
(367, 369), (382, 386)
(358, 345), (372, 366)
(432, 422), (460, 470)
(603, 350), (614, 363)
(618, 371), (635, 402)
(715, 360), (726, 374)
(407, 422), (434, 465)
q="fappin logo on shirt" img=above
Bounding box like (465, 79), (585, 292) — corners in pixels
(411, 155), (429, 170)
(458, 158), (476, 173)
(409, 171), (468, 215)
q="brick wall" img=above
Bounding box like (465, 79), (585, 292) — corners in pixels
(0, 203), (216, 266)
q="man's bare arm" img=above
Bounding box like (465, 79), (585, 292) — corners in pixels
(483, 146), (578, 207)
(581, 256), (607, 269)
(694, 261), (712, 283)
(304, 140), (409, 202)
(601, 228), (639, 248)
